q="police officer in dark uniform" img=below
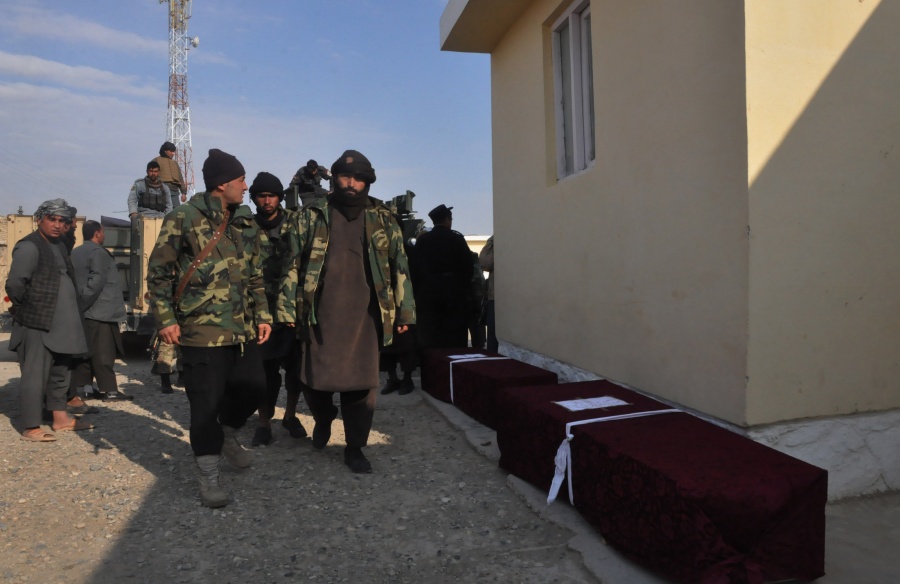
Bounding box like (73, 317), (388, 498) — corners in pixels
(411, 204), (473, 349)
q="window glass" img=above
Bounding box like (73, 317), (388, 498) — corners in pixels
(552, 1), (593, 179)
(583, 12), (595, 163)
(559, 21), (574, 175)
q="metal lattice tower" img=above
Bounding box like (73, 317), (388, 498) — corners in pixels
(161, 0), (198, 196)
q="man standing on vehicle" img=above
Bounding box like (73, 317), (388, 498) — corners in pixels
(289, 159), (331, 207)
(148, 148), (272, 507)
(278, 150), (415, 473)
(129, 160), (172, 219)
(154, 141), (188, 209)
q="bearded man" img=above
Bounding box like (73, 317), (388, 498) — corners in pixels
(128, 160), (173, 219)
(278, 150), (415, 473)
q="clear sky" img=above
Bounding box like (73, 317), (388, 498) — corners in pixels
(0, 0), (494, 235)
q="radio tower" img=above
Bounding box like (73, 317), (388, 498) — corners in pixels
(161, 0), (199, 196)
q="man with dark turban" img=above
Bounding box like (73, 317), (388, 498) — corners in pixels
(6, 199), (91, 441)
(277, 150), (416, 473)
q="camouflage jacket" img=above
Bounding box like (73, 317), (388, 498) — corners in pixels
(147, 192), (272, 347)
(276, 196), (415, 347)
(255, 206), (295, 312)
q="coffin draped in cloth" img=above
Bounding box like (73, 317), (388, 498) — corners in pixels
(495, 380), (827, 584)
(450, 358), (558, 430)
(421, 348), (500, 403)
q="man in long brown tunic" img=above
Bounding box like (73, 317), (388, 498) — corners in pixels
(279, 150), (416, 473)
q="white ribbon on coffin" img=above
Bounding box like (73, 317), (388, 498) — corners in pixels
(547, 409), (682, 505)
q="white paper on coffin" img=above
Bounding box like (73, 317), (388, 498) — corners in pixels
(554, 396), (630, 411)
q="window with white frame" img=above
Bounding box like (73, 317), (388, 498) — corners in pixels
(552, 0), (594, 179)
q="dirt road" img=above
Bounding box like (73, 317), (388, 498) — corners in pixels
(0, 335), (596, 584)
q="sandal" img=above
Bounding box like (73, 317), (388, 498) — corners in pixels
(53, 418), (94, 432)
(20, 429), (57, 442)
(281, 416), (308, 439)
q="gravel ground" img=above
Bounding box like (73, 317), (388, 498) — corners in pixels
(0, 335), (597, 584)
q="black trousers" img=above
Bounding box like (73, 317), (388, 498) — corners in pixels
(71, 319), (122, 394)
(260, 340), (301, 419)
(485, 300), (498, 353)
(303, 387), (375, 449)
(417, 291), (469, 349)
(181, 343), (264, 456)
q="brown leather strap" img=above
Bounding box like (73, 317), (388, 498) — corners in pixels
(174, 209), (230, 302)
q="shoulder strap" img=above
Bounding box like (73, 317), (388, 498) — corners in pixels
(173, 209), (230, 302)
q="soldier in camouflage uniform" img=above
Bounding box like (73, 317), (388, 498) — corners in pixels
(147, 148), (272, 508)
(289, 159), (331, 197)
(247, 171), (307, 447)
(277, 150), (415, 473)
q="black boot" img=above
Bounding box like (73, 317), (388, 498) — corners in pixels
(312, 419), (333, 450)
(341, 394), (375, 467)
(398, 374), (415, 395)
(160, 374), (174, 394)
(304, 389), (338, 450)
(380, 378), (401, 395)
(344, 447), (372, 474)
(252, 426), (273, 447)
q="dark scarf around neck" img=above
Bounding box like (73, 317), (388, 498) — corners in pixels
(329, 186), (370, 221)
(255, 206), (283, 230)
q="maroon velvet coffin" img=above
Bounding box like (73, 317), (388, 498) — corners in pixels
(421, 349), (558, 429)
(421, 348), (499, 403)
(496, 381), (827, 584)
(450, 358), (558, 430)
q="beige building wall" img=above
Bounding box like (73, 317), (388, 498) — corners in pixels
(745, 0), (900, 423)
(488, 0), (751, 424)
(443, 0), (900, 429)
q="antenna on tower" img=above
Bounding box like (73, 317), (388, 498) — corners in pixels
(161, 0), (198, 197)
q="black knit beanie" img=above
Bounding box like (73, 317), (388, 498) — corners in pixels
(202, 149), (245, 192)
(160, 141), (176, 156)
(330, 150), (376, 184)
(249, 171), (284, 200)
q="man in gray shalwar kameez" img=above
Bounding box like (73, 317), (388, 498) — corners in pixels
(6, 199), (91, 441)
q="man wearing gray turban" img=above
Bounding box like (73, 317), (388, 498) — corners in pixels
(6, 199), (91, 441)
